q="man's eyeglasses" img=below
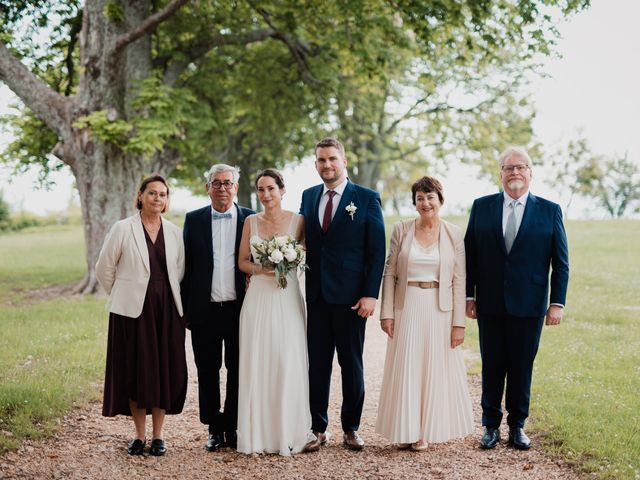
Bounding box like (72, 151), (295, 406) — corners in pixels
(501, 164), (530, 173)
(208, 180), (235, 190)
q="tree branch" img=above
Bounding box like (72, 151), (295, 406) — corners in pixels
(114, 0), (191, 52)
(160, 28), (277, 85)
(0, 42), (71, 137)
(249, 3), (323, 86)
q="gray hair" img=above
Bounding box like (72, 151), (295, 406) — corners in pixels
(498, 146), (533, 168)
(204, 164), (241, 183)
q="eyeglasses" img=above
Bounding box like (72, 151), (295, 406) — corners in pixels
(501, 164), (530, 173)
(208, 180), (235, 190)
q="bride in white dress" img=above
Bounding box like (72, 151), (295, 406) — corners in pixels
(236, 168), (313, 455)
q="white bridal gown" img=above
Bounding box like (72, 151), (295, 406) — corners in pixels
(237, 213), (313, 455)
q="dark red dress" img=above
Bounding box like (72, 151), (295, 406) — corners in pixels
(102, 224), (187, 416)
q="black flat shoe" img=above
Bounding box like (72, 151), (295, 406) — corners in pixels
(479, 427), (500, 449)
(149, 438), (167, 456)
(508, 427), (531, 450)
(206, 433), (224, 452)
(127, 438), (146, 455)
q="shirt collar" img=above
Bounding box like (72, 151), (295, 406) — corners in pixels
(211, 204), (236, 218)
(322, 177), (349, 197)
(503, 190), (529, 207)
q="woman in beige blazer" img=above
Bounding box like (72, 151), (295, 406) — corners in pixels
(375, 176), (474, 451)
(96, 174), (186, 457)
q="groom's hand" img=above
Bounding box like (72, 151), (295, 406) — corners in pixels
(351, 297), (376, 318)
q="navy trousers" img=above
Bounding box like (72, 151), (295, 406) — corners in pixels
(307, 298), (367, 433)
(190, 301), (240, 435)
(477, 312), (544, 429)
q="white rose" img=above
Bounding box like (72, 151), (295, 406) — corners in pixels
(283, 247), (297, 262)
(275, 235), (289, 247)
(268, 249), (284, 264)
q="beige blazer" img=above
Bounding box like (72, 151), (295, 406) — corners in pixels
(95, 213), (184, 318)
(380, 219), (466, 327)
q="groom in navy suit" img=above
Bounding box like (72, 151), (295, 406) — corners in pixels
(465, 146), (569, 450)
(300, 138), (386, 451)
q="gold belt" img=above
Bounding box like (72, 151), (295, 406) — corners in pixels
(407, 281), (439, 289)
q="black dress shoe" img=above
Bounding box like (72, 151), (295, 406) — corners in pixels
(206, 433), (224, 452)
(224, 431), (237, 449)
(149, 438), (167, 456)
(127, 438), (146, 455)
(508, 427), (531, 450)
(479, 427), (500, 449)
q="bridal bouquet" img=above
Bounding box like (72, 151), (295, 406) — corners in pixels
(251, 235), (307, 289)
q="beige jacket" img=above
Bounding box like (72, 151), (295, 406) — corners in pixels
(380, 219), (466, 327)
(95, 213), (184, 318)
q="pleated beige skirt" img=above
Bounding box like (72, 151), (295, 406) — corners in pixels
(376, 287), (474, 443)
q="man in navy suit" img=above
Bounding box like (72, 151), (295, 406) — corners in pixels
(300, 138), (386, 452)
(465, 146), (569, 450)
(181, 164), (254, 452)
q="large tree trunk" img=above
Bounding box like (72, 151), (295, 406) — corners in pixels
(63, 0), (153, 293)
(71, 145), (141, 293)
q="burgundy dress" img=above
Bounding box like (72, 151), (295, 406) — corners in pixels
(102, 223), (187, 416)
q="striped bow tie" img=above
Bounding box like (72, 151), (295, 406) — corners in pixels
(212, 212), (232, 220)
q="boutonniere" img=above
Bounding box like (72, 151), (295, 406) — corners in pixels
(345, 202), (357, 220)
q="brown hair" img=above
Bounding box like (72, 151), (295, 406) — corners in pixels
(135, 174), (170, 213)
(411, 176), (444, 205)
(315, 137), (345, 158)
(255, 168), (285, 189)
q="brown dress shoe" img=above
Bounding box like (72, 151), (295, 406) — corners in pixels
(303, 431), (327, 452)
(343, 431), (364, 451)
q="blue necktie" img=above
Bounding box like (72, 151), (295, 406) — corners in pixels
(212, 212), (232, 220)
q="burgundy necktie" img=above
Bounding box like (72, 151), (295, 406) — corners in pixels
(322, 190), (337, 233)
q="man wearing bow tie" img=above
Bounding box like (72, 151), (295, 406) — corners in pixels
(464, 147), (569, 451)
(181, 164), (254, 452)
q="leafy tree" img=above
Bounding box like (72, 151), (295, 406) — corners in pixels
(0, 0), (590, 291)
(0, 190), (11, 230)
(548, 136), (640, 218)
(322, 1), (575, 195)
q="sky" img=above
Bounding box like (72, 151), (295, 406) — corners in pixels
(1, 0), (639, 219)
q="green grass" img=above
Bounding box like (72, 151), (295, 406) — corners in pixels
(0, 220), (638, 479)
(0, 225), (87, 298)
(0, 225), (106, 452)
(529, 220), (640, 479)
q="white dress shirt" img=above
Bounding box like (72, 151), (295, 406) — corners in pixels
(210, 205), (237, 302)
(318, 177), (349, 228)
(502, 191), (529, 236)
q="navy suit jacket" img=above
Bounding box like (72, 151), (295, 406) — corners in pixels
(300, 181), (386, 305)
(464, 192), (569, 318)
(181, 203), (254, 325)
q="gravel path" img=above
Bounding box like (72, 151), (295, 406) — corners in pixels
(0, 318), (584, 479)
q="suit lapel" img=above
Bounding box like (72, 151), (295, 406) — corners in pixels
(202, 207), (213, 266)
(512, 193), (537, 252)
(234, 203), (246, 255)
(161, 217), (175, 272)
(438, 222), (451, 282)
(398, 220), (415, 282)
(326, 181), (356, 235)
(131, 215), (150, 273)
(310, 185), (324, 234)
(492, 193), (508, 255)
